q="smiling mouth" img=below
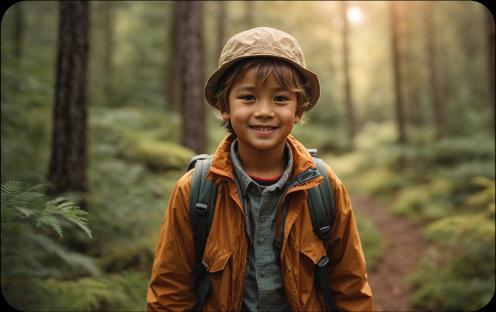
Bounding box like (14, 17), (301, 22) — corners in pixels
(250, 126), (278, 131)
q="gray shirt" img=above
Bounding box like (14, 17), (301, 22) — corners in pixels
(230, 140), (293, 312)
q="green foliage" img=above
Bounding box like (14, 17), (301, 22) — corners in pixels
(359, 167), (408, 199)
(408, 207), (495, 310)
(292, 122), (350, 154)
(1, 181), (92, 238)
(355, 214), (384, 271)
(1, 182), (97, 279)
(391, 178), (453, 221)
(3, 271), (148, 311)
(118, 140), (194, 172)
(99, 238), (156, 273)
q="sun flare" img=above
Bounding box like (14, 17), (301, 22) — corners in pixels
(347, 6), (363, 24)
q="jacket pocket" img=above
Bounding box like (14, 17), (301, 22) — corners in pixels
(201, 241), (232, 273)
(201, 241), (234, 310)
(298, 241), (327, 308)
(299, 240), (326, 265)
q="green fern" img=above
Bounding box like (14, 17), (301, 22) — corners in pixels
(1, 181), (92, 238)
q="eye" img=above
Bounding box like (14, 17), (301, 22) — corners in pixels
(238, 95), (256, 101)
(274, 95), (290, 102)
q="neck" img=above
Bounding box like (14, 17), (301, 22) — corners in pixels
(237, 142), (286, 179)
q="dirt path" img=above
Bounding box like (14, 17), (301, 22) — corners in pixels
(351, 194), (427, 311)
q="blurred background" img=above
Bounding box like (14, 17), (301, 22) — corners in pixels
(1, 1), (494, 311)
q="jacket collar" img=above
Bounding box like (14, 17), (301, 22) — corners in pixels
(207, 134), (317, 183)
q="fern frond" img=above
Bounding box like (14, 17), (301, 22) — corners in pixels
(14, 207), (35, 219)
(2, 181), (92, 239)
(28, 233), (101, 277)
(36, 215), (63, 237)
(44, 198), (92, 238)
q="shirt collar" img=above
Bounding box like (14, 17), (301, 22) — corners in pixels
(230, 139), (293, 196)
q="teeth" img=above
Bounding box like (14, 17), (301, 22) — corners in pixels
(253, 127), (273, 131)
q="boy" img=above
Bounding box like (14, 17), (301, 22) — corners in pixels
(147, 27), (373, 311)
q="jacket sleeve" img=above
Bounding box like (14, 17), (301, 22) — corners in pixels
(146, 171), (196, 311)
(326, 168), (374, 312)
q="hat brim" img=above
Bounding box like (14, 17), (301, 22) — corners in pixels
(204, 54), (320, 111)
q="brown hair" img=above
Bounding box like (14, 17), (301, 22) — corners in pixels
(214, 57), (310, 133)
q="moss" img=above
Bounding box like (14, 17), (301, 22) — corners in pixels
(119, 140), (194, 172)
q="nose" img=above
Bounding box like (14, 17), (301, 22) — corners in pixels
(254, 99), (274, 118)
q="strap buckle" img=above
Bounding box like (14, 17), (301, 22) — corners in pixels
(317, 255), (330, 268)
(319, 225), (331, 240)
(194, 203), (208, 216)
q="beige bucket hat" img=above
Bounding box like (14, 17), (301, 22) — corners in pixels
(204, 27), (320, 110)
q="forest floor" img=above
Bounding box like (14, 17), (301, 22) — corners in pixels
(352, 194), (427, 311)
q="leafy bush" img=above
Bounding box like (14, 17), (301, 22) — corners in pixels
(4, 271), (148, 311)
(407, 180), (495, 311)
(392, 177), (453, 222)
(118, 139), (194, 172)
(99, 237), (156, 273)
(358, 167), (409, 199)
(355, 214), (384, 271)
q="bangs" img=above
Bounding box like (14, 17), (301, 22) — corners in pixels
(249, 59), (307, 93)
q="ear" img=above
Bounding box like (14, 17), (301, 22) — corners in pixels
(221, 111), (231, 120)
(294, 110), (303, 123)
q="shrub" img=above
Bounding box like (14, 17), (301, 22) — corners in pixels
(118, 140), (194, 172)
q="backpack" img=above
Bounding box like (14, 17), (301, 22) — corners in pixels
(186, 150), (338, 312)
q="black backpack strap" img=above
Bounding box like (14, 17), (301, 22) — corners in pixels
(188, 156), (217, 311)
(308, 156), (339, 312)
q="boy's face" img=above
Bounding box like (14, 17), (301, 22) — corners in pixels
(222, 67), (301, 155)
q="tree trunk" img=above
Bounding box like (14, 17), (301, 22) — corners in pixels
(403, 3), (423, 127)
(341, 1), (356, 145)
(217, 1), (226, 58)
(178, 1), (206, 153)
(48, 1), (90, 197)
(102, 1), (114, 106)
(485, 6), (495, 135)
(389, 1), (407, 144)
(424, 2), (444, 139)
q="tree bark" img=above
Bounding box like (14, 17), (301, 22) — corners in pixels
(403, 3), (423, 126)
(485, 6), (495, 135)
(48, 1), (90, 197)
(425, 2), (444, 139)
(102, 1), (114, 106)
(178, 1), (206, 153)
(341, 1), (356, 144)
(389, 1), (407, 144)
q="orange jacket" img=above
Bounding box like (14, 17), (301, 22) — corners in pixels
(147, 135), (373, 311)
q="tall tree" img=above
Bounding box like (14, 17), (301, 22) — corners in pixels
(48, 1), (90, 197)
(403, 3), (424, 127)
(485, 6), (495, 135)
(177, 1), (206, 153)
(389, 1), (407, 144)
(341, 1), (356, 144)
(102, 1), (114, 106)
(424, 2), (444, 139)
